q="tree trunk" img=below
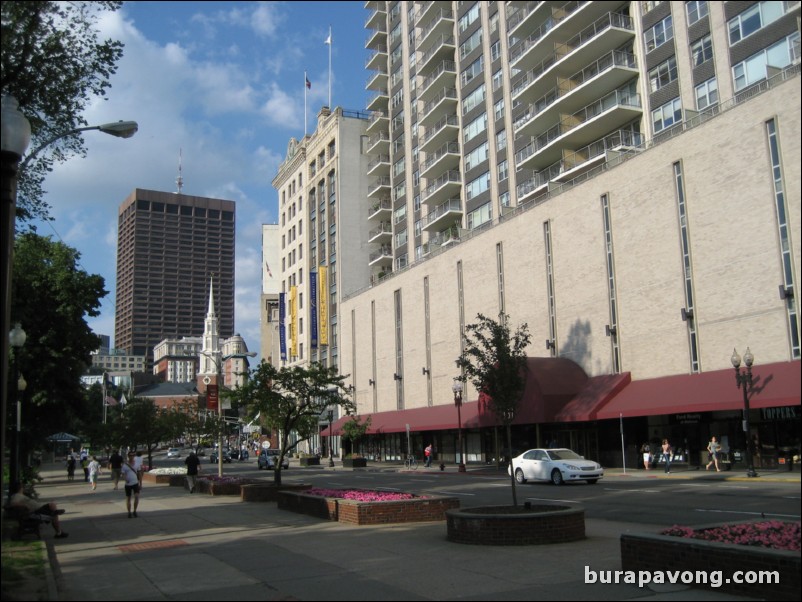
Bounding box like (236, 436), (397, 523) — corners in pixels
(505, 422), (517, 507)
(273, 466), (282, 485)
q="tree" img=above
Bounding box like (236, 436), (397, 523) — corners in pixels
(120, 397), (174, 470)
(1, 1), (124, 223)
(228, 361), (354, 485)
(456, 313), (531, 506)
(340, 415), (371, 457)
(9, 233), (107, 453)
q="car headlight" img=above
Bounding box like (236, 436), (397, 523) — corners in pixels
(563, 464), (580, 470)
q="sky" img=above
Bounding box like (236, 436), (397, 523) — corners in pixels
(28, 1), (371, 360)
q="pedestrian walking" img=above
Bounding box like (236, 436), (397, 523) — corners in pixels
(88, 456), (102, 491)
(185, 449), (201, 493)
(109, 449), (123, 490)
(133, 450), (144, 487)
(661, 439), (673, 474)
(424, 444), (433, 468)
(66, 453), (76, 481)
(122, 452), (141, 518)
(706, 436), (721, 471)
(641, 443), (652, 470)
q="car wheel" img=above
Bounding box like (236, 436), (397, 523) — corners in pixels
(587, 479), (598, 485)
(551, 469), (564, 486)
(514, 468), (526, 484)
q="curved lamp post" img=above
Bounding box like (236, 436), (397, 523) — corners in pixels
(731, 348), (758, 478)
(452, 379), (466, 472)
(8, 322), (27, 498)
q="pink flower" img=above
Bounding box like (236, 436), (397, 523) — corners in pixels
(661, 521), (800, 552)
(305, 488), (421, 502)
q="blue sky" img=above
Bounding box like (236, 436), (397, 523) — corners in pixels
(30, 1), (370, 358)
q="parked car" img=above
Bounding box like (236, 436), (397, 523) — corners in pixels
(209, 449), (232, 464)
(166, 448), (181, 459)
(258, 449), (289, 470)
(508, 448), (603, 485)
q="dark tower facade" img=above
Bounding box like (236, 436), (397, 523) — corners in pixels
(115, 189), (235, 366)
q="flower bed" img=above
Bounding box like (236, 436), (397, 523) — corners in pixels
(277, 488), (459, 525)
(143, 467), (187, 485)
(661, 521), (800, 552)
(621, 521), (801, 600)
(196, 476), (259, 496)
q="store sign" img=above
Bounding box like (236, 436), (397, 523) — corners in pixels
(761, 406), (798, 420)
(674, 413), (701, 424)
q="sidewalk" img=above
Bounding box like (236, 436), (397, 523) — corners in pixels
(11, 462), (797, 601)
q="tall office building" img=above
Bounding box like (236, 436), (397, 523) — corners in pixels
(115, 188), (236, 367)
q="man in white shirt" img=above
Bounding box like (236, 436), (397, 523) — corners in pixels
(121, 452), (141, 518)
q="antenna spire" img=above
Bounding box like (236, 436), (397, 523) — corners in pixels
(176, 148), (184, 194)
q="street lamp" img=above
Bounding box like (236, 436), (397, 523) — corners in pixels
(1, 97), (31, 498)
(452, 379), (466, 473)
(8, 322), (27, 497)
(327, 409), (335, 467)
(731, 348), (758, 478)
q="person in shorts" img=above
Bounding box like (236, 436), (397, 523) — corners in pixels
(121, 452), (141, 518)
(9, 482), (68, 538)
(109, 449), (123, 490)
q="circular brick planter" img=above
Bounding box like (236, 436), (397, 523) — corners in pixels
(446, 504), (585, 545)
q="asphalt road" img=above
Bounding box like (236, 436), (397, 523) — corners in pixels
(159, 453), (801, 528)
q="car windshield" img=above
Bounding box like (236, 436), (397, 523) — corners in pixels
(264, 450), (278, 456)
(547, 449), (582, 461)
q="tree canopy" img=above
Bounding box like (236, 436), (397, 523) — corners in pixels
(1, 0), (124, 222)
(228, 361), (354, 484)
(457, 313), (531, 505)
(10, 232), (107, 443)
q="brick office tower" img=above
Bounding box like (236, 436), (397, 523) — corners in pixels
(115, 188), (236, 368)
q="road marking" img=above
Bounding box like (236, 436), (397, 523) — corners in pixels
(426, 490), (475, 496)
(604, 488), (660, 493)
(695, 509), (800, 518)
(525, 497), (580, 504)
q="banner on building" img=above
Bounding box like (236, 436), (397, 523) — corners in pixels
(279, 292), (287, 361)
(310, 270), (318, 349)
(290, 285), (298, 358)
(319, 266), (328, 346)
(207, 384), (219, 411)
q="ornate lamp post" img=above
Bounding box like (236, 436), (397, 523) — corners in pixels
(8, 322), (27, 496)
(452, 379), (465, 472)
(327, 409), (335, 467)
(731, 348), (758, 478)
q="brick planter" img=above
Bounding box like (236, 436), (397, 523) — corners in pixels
(196, 478), (259, 496)
(240, 483), (311, 502)
(141, 472), (174, 484)
(621, 526), (800, 600)
(277, 490), (460, 525)
(446, 505), (585, 545)
(299, 457), (320, 466)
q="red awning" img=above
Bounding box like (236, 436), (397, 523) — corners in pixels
(595, 360), (801, 420)
(324, 402), (480, 436)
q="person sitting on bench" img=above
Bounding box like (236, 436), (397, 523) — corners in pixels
(8, 482), (68, 538)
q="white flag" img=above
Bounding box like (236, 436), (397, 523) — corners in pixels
(120, 392), (128, 406)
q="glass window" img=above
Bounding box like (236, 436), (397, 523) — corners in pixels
(733, 33), (800, 90)
(460, 28), (482, 58)
(496, 128), (507, 151)
(467, 201), (492, 229)
(695, 78), (718, 109)
(466, 171), (490, 200)
(458, 3), (480, 33)
(464, 141), (488, 171)
(690, 34), (713, 67)
(494, 98), (505, 121)
(685, 1), (708, 26)
(652, 98), (682, 132)
(462, 84), (486, 115)
(461, 56), (484, 87)
(649, 57), (677, 93)
(729, 2), (786, 45)
(644, 16), (673, 52)
(463, 112), (487, 143)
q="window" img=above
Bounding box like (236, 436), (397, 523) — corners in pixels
(494, 98), (505, 121)
(652, 98), (682, 132)
(467, 201), (492, 229)
(458, 3), (480, 33)
(464, 142), (488, 171)
(461, 56), (484, 87)
(649, 57), (677, 93)
(695, 78), (718, 109)
(690, 35), (713, 67)
(685, 1), (708, 26)
(463, 112), (487, 144)
(465, 171), (490, 200)
(497, 159), (508, 182)
(460, 28), (482, 58)
(644, 16), (673, 52)
(462, 84), (486, 115)
(490, 40), (501, 62)
(393, 157), (405, 178)
(729, 2), (787, 45)
(492, 69), (503, 91)
(496, 128), (507, 151)
(642, 1), (663, 14)
(733, 33), (800, 91)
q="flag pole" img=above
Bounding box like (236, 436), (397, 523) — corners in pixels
(326, 26), (332, 108)
(304, 71), (308, 137)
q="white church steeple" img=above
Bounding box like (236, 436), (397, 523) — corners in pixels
(199, 275), (221, 380)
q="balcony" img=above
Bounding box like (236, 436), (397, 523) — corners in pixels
(420, 141), (460, 179)
(418, 34), (456, 76)
(366, 111), (388, 135)
(422, 225), (461, 256)
(368, 198), (392, 221)
(513, 49), (638, 138)
(423, 197), (462, 231)
(365, 44), (388, 71)
(514, 88), (641, 171)
(366, 130), (390, 154)
(506, 1), (548, 37)
(366, 68), (389, 91)
(419, 60), (457, 102)
(421, 169), (461, 206)
(367, 176), (391, 198)
(367, 90), (389, 112)
(551, 128), (644, 182)
(420, 87), (458, 126)
(369, 244), (393, 267)
(419, 114), (459, 152)
(365, 27), (387, 51)
(367, 154), (390, 176)
(368, 221), (393, 243)
(417, 8), (454, 50)
(365, 6), (386, 30)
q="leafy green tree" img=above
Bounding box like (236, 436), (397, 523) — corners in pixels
(228, 361), (354, 485)
(341, 415), (371, 457)
(120, 397), (172, 470)
(456, 313), (531, 506)
(1, 0), (124, 222)
(9, 233), (107, 454)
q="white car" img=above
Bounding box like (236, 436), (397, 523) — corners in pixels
(508, 448), (603, 485)
(166, 447), (181, 458)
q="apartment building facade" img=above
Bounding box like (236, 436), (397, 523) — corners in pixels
(334, 1), (801, 466)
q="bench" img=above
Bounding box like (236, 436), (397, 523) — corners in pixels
(3, 505), (52, 540)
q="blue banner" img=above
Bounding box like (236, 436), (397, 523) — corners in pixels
(310, 271), (318, 349)
(279, 292), (286, 361)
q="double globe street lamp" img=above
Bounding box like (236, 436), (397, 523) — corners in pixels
(731, 348), (758, 478)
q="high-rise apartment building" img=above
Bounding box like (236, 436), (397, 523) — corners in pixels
(329, 2), (801, 465)
(115, 188), (236, 366)
(273, 107), (371, 371)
